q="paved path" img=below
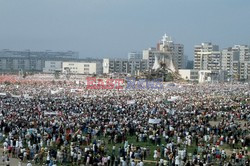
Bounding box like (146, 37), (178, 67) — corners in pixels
(0, 149), (27, 166)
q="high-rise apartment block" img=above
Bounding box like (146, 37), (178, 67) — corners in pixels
(221, 47), (240, 78)
(220, 45), (250, 80)
(102, 58), (148, 75)
(194, 42), (221, 71)
(194, 43), (250, 81)
(128, 52), (143, 60)
(233, 45), (250, 80)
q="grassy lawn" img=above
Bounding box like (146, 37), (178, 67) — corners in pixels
(95, 135), (158, 160)
(1, 133), (249, 166)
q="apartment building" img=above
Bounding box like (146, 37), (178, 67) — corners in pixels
(221, 45), (250, 80)
(194, 43), (221, 71)
(221, 47), (240, 78)
(128, 52), (143, 60)
(102, 58), (148, 75)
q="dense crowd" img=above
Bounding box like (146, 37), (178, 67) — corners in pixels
(0, 80), (249, 166)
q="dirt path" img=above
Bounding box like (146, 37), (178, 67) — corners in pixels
(0, 149), (27, 166)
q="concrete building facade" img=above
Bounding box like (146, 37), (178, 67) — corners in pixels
(102, 58), (148, 75)
(221, 45), (250, 81)
(128, 52), (143, 60)
(221, 47), (240, 79)
(194, 43), (221, 70)
(43, 61), (62, 73)
(179, 69), (199, 81)
(233, 45), (250, 80)
(62, 62), (102, 75)
(194, 43), (221, 71)
(239, 62), (250, 80)
(0, 49), (79, 73)
(178, 69), (226, 83)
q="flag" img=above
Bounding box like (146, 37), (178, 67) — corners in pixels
(51, 90), (59, 94)
(127, 100), (136, 105)
(11, 94), (21, 98)
(44, 111), (58, 115)
(0, 92), (6, 96)
(148, 118), (161, 124)
(23, 94), (33, 99)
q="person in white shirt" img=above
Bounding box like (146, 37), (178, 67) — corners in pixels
(159, 159), (164, 165)
(1, 153), (5, 164)
(175, 155), (180, 166)
(153, 150), (158, 160)
(26, 161), (32, 166)
(77, 152), (82, 163)
(130, 160), (136, 166)
(23, 150), (27, 161)
(46, 152), (50, 165)
(121, 159), (127, 166)
(3, 141), (8, 153)
(5, 157), (10, 166)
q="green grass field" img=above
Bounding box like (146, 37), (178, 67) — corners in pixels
(1, 131), (249, 166)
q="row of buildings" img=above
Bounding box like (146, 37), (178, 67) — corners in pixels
(0, 34), (185, 76)
(103, 34), (186, 74)
(193, 42), (250, 81)
(0, 49), (103, 75)
(0, 35), (249, 82)
(102, 36), (250, 82)
(0, 49), (78, 72)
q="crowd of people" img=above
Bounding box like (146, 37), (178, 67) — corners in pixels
(0, 78), (249, 166)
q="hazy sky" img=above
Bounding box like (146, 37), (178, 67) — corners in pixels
(0, 0), (250, 59)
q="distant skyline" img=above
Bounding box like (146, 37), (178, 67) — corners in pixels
(0, 0), (250, 60)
